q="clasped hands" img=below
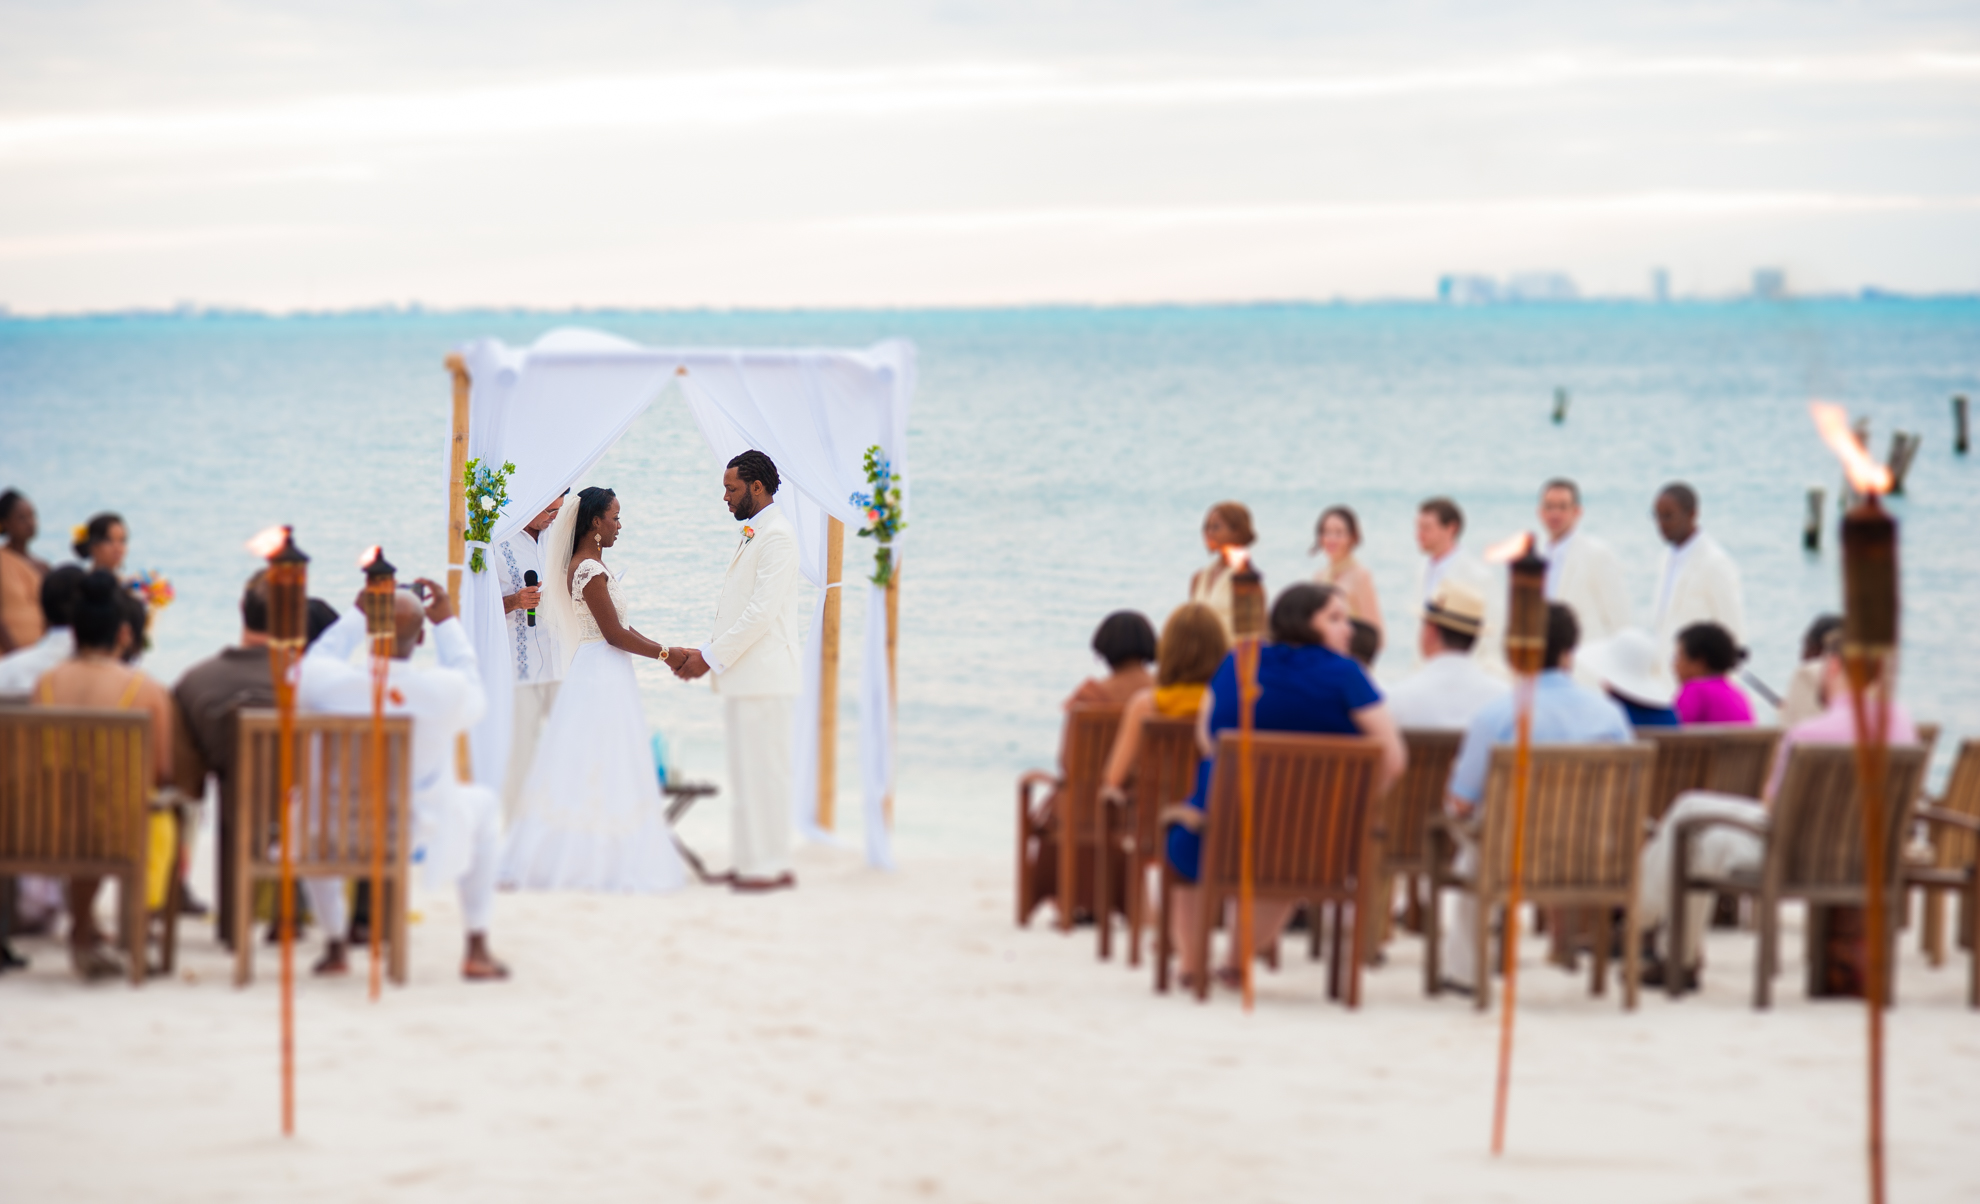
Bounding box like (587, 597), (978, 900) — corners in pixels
(664, 646), (712, 681)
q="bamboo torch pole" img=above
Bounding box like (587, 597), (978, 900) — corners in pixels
(360, 548), (397, 1001)
(818, 519), (844, 830)
(253, 525), (309, 1136)
(443, 355), (473, 783)
(1491, 536), (1549, 1156)
(1228, 551), (1266, 1012)
(1812, 398), (1899, 1204)
(884, 558), (901, 828)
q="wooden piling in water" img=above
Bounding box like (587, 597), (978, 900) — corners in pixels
(1804, 488), (1825, 551)
(1551, 387), (1569, 425)
(1885, 432), (1921, 495)
(1956, 395), (1970, 455)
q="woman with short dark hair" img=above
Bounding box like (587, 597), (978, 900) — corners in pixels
(1672, 622), (1753, 725)
(1068, 610), (1159, 708)
(1165, 583), (1407, 987)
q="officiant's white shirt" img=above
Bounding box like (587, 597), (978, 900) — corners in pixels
(699, 500), (801, 697)
(494, 533), (560, 685)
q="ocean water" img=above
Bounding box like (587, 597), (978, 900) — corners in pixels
(3, 302), (1976, 853)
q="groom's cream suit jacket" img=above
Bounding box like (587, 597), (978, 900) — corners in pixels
(704, 501), (801, 698)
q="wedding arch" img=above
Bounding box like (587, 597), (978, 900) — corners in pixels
(441, 327), (913, 869)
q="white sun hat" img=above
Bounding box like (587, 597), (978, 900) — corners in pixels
(1577, 626), (1675, 708)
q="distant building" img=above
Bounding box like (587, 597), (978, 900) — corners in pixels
(1438, 274), (1498, 305)
(1752, 268), (1787, 301)
(1651, 267), (1671, 303)
(1503, 272), (1579, 302)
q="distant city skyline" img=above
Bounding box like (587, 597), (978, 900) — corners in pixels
(2, 2), (1976, 314)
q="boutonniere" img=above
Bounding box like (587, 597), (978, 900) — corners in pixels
(741, 525), (756, 543)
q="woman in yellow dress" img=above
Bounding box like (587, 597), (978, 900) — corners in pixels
(1187, 501), (1256, 637)
(1100, 602), (1230, 795)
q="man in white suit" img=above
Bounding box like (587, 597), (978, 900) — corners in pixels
(1537, 478), (1631, 644)
(673, 450), (803, 892)
(1414, 497), (1499, 671)
(1650, 482), (1745, 649)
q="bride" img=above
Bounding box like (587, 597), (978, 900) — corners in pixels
(499, 486), (686, 893)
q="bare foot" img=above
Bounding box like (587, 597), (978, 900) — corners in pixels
(730, 872), (796, 894)
(312, 940), (349, 976)
(462, 934), (509, 982)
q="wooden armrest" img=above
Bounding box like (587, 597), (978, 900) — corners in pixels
(1918, 806), (1980, 835)
(663, 781), (719, 800)
(1100, 786), (1129, 809)
(1159, 804), (1202, 833)
(1673, 814), (1769, 843)
(149, 786), (197, 812)
(1018, 770), (1060, 791)
(1426, 812), (1480, 840)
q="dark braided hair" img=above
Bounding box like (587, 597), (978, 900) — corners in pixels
(74, 511), (124, 560)
(0, 489), (23, 523)
(727, 450), (780, 497)
(73, 570), (126, 651)
(571, 486), (616, 556)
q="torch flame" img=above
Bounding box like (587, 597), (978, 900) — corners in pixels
(1483, 531), (1534, 565)
(359, 545), (383, 569)
(246, 525), (290, 559)
(1811, 402), (1892, 495)
(1222, 546), (1250, 571)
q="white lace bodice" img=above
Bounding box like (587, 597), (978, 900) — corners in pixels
(571, 559), (628, 644)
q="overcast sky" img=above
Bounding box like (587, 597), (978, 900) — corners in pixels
(2, 1), (1976, 312)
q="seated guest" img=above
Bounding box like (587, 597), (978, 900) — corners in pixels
(1347, 618), (1382, 671)
(1777, 613), (1841, 728)
(1066, 610), (1158, 709)
(172, 571), (280, 944)
(30, 571), (176, 980)
(1384, 581), (1507, 729)
(298, 577), (508, 980)
(1438, 604), (1632, 991)
(0, 489), (49, 655)
(1637, 632), (1916, 988)
(1101, 602), (1229, 793)
(0, 565), (85, 694)
(1165, 583), (1406, 987)
(1578, 627), (1680, 727)
(1672, 622), (1753, 725)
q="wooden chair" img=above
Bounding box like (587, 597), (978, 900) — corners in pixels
(1098, 714), (1199, 965)
(1633, 725), (1783, 822)
(1356, 729), (1461, 962)
(1906, 739), (1980, 1005)
(1669, 742), (1928, 1008)
(234, 710), (413, 987)
(1154, 731), (1384, 1007)
(1015, 706), (1123, 931)
(1425, 743), (1654, 1010)
(0, 707), (156, 985)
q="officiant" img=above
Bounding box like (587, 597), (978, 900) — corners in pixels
(493, 491), (567, 828)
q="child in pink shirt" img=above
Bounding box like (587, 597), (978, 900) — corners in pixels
(1673, 622), (1754, 725)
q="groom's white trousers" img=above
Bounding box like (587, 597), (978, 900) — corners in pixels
(725, 695), (794, 879)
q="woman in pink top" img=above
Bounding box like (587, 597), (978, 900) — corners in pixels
(1672, 622), (1754, 724)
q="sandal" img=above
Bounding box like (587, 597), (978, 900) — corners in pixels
(461, 957), (511, 982)
(70, 943), (126, 982)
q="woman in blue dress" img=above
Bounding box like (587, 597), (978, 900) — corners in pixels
(1166, 582), (1405, 988)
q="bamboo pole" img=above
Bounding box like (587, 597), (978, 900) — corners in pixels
(1236, 639), (1259, 1011)
(883, 562), (900, 827)
(444, 355), (473, 782)
(1492, 538), (1548, 1156)
(817, 518), (844, 830)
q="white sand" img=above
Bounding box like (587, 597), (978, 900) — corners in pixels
(5, 837), (1980, 1204)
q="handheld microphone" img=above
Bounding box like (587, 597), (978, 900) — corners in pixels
(523, 570), (538, 627)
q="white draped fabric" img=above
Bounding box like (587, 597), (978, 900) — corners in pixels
(456, 328), (912, 869)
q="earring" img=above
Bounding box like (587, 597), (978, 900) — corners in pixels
(594, 533), (603, 546)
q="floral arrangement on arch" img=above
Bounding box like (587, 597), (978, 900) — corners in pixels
(848, 444), (906, 587)
(462, 457), (516, 573)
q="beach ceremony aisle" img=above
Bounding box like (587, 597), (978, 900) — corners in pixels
(5, 834), (1980, 1203)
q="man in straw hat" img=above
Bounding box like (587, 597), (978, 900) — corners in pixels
(1385, 580), (1508, 730)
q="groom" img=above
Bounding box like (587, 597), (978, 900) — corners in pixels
(672, 450), (802, 892)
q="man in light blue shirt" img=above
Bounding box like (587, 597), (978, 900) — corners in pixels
(1439, 603), (1634, 990)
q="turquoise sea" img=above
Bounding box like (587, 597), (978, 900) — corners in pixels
(3, 302), (1976, 852)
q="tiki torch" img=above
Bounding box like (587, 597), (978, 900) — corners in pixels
(1227, 548), (1266, 1012)
(359, 547), (397, 1002)
(1490, 532), (1548, 1156)
(1814, 401), (1898, 1204)
(248, 524), (307, 1136)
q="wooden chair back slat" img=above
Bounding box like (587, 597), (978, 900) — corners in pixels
(1374, 729), (1462, 873)
(1200, 732), (1382, 897)
(0, 708), (150, 869)
(1633, 726), (1783, 821)
(1931, 740), (1980, 870)
(1131, 716), (1201, 858)
(1060, 706), (1124, 852)
(1477, 744), (1653, 898)
(1768, 743), (1928, 891)
(232, 708), (414, 985)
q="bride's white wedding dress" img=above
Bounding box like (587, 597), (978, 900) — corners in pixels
(499, 557), (685, 893)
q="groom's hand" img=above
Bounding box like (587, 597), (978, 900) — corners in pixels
(675, 648), (711, 680)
